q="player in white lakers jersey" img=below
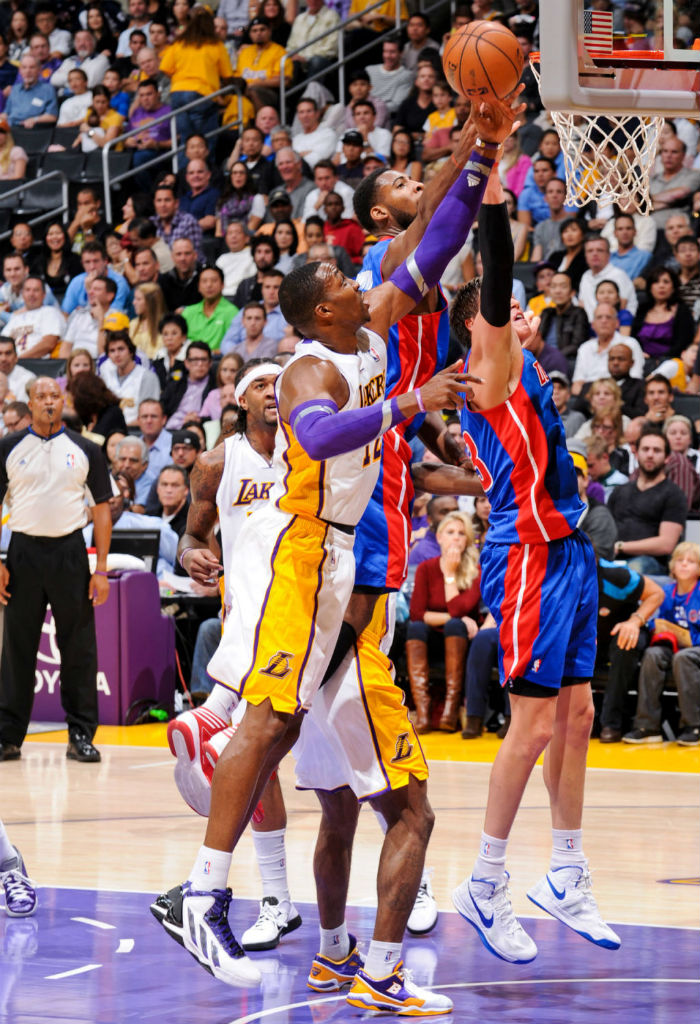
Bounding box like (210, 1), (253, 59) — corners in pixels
(155, 103), (507, 993)
(162, 359), (303, 951)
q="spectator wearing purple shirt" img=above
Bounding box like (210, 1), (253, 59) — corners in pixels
(162, 340), (217, 429)
(151, 183), (204, 263)
(125, 78), (171, 185)
(408, 496), (459, 567)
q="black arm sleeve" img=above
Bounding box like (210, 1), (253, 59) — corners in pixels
(478, 201), (514, 329)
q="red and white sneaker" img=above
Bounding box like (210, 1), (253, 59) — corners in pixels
(167, 707), (228, 816)
(204, 705), (266, 824)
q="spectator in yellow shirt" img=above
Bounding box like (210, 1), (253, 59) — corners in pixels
(423, 82), (456, 137)
(233, 17), (292, 112)
(159, 7), (234, 141)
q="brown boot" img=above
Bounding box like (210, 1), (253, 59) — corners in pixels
(496, 715), (511, 739)
(406, 638), (431, 734)
(461, 715), (483, 739)
(438, 634), (468, 732)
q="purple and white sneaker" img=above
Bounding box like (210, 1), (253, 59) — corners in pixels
(159, 881), (261, 987)
(1, 847), (37, 918)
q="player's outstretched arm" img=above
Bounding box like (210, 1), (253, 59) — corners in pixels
(178, 447), (225, 584)
(278, 356), (472, 462)
(381, 87), (524, 278)
(412, 461), (484, 498)
(366, 98), (524, 339)
(467, 168), (527, 406)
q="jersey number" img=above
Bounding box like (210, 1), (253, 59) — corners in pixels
(533, 360), (549, 387)
(362, 438), (382, 467)
(462, 429), (493, 490)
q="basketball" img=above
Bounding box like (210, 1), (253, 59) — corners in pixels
(443, 20), (524, 102)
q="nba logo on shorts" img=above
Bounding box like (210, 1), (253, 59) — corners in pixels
(533, 659), (541, 673)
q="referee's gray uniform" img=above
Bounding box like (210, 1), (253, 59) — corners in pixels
(0, 426), (112, 749)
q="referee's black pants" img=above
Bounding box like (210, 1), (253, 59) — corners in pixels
(0, 530), (99, 747)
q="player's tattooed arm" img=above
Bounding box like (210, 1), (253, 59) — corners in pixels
(177, 447), (225, 583)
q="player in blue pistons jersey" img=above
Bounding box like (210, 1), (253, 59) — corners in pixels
(448, 165), (621, 965)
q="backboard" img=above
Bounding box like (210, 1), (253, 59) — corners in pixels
(536, 0), (700, 118)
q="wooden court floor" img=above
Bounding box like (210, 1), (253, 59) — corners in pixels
(1, 726), (697, 1024)
(7, 725), (699, 930)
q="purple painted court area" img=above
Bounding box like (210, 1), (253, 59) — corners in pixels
(1, 888), (697, 1024)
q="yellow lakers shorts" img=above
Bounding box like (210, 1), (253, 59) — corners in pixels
(293, 593), (428, 800)
(206, 503), (355, 715)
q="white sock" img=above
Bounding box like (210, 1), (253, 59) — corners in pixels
(252, 828), (290, 903)
(203, 684), (238, 723)
(550, 827), (586, 869)
(0, 819), (14, 863)
(319, 922), (350, 959)
(188, 844), (231, 891)
(472, 831), (508, 883)
(364, 940), (402, 978)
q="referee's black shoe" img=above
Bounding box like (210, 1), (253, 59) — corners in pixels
(0, 741), (21, 761)
(67, 730), (101, 763)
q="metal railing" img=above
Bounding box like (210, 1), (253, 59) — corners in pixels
(102, 84), (244, 222)
(280, 0), (452, 124)
(0, 171), (70, 243)
(280, 0), (403, 125)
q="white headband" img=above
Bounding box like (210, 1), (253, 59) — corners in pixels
(234, 362), (281, 404)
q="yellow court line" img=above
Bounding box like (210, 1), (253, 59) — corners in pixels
(26, 723), (700, 773)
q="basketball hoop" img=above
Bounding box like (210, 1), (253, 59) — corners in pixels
(529, 52), (664, 215)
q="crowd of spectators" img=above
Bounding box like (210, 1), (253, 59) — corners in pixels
(0, 0), (697, 744)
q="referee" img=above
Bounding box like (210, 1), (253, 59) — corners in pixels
(0, 378), (112, 763)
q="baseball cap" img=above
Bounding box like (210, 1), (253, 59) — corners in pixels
(570, 451), (588, 480)
(362, 152), (387, 164)
(102, 309), (130, 331)
(170, 429), (201, 451)
(249, 16), (269, 28)
(534, 260), (556, 275)
(549, 370), (570, 387)
(268, 187), (291, 205)
(342, 130), (363, 147)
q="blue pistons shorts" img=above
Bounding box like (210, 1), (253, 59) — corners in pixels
(480, 529), (598, 691)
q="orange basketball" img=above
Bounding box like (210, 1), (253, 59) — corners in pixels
(443, 20), (524, 102)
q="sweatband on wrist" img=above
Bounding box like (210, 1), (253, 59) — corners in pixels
(179, 546), (195, 569)
(93, 570), (108, 577)
(289, 397), (407, 461)
(389, 147), (496, 306)
(479, 201), (514, 328)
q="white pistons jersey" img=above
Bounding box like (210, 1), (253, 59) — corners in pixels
(216, 432), (276, 613)
(270, 332), (388, 528)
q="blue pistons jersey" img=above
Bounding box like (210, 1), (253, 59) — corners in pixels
(354, 237), (451, 590)
(460, 349), (586, 546)
(460, 351), (596, 688)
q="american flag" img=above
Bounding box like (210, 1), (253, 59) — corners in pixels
(583, 9), (614, 54)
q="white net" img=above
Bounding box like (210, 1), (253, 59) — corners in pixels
(529, 57), (664, 215)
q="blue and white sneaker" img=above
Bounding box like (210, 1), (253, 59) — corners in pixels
(159, 882), (261, 986)
(527, 863), (621, 949)
(452, 874), (537, 963)
(346, 961), (453, 1016)
(307, 934), (364, 991)
(1, 847), (37, 918)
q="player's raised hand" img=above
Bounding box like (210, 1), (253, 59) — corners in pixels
(419, 360), (481, 412)
(470, 84), (526, 145)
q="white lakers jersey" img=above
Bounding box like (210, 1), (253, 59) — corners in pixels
(217, 432), (276, 612)
(270, 332), (388, 528)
